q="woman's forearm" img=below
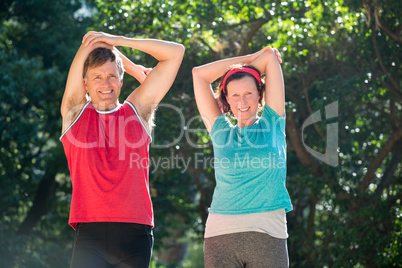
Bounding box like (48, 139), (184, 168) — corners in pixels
(192, 54), (254, 84)
(114, 48), (146, 83)
(193, 48), (270, 84)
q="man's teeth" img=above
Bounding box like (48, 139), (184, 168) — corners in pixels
(101, 90), (112, 94)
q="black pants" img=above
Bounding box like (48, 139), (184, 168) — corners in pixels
(70, 222), (153, 268)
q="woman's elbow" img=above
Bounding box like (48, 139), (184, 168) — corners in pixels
(192, 66), (201, 77)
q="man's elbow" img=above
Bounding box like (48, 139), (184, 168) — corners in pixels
(60, 100), (67, 118)
(174, 43), (185, 58)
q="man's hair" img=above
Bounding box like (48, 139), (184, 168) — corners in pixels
(83, 47), (124, 80)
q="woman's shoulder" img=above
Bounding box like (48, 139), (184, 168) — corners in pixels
(210, 113), (234, 131)
(261, 104), (285, 119)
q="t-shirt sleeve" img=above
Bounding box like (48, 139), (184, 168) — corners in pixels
(210, 113), (229, 135)
(260, 105), (286, 133)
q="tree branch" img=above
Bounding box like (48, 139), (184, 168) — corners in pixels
(374, 150), (402, 196)
(287, 111), (320, 171)
(17, 152), (63, 235)
(358, 128), (402, 192)
(390, 99), (401, 131)
(239, 19), (266, 55)
(195, 37), (221, 60)
(302, 78), (326, 140)
(376, 18), (402, 44)
(371, 27), (402, 101)
(287, 112), (350, 199)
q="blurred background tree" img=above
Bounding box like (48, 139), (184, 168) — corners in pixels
(0, 0), (400, 267)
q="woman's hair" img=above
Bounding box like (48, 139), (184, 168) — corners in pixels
(83, 47), (125, 80)
(215, 64), (265, 115)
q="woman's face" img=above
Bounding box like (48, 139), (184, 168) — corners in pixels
(226, 76), (260, 128)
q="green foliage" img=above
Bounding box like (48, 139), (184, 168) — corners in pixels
(0, 0), (94, 266)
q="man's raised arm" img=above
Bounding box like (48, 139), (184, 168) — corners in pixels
(60, 41), (111, 133)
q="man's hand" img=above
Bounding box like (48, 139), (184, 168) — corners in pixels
(82, 31), (121, 47)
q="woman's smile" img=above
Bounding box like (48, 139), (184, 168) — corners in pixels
(226, 76), (260, 127)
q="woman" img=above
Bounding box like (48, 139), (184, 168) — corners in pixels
(192, 47), (292, 267)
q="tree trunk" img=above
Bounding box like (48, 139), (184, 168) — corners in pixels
(17, 154), (61, 235)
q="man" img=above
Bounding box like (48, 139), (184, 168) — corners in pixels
(60, 31), (184, 267)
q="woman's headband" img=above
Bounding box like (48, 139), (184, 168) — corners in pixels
(221, 67), (262, 94)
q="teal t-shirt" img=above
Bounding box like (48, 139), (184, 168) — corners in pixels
(209, 105), (292, 214)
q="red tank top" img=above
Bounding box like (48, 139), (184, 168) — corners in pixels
(60, 101), (152, 229)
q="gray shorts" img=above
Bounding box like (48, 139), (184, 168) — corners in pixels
(204, 232), (288, 268)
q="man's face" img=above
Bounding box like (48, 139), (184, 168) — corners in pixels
(84, 60), (123, 111)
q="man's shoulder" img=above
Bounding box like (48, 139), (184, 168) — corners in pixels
(61, 101), (90, 135)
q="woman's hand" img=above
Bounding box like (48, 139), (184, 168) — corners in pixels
(248, 47), (270, 63)
(134, 65), (153, 84)
(264, 46), (282, 64)
(249, 46), (282, 64)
